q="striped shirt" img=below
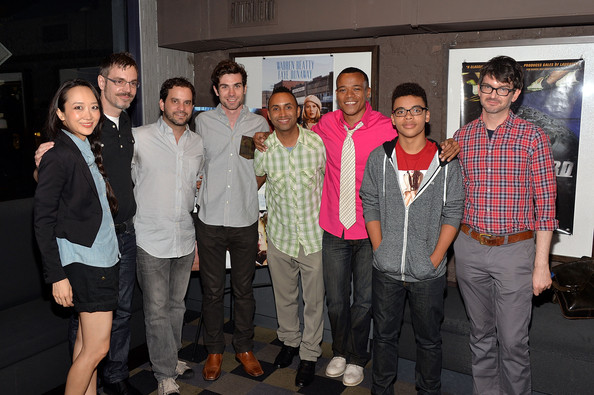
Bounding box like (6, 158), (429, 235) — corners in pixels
(254, 125), (326, 257)
(454, 111), (557, 234)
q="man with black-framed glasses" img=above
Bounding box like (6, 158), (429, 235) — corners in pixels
(454, 56), (557, 395)
(255, 68), (460, 388)
(34, 52), (149, 395)
(360, 82), (464, 395)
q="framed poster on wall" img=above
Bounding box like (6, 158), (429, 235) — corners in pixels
(232, 46), (379, 114)
(447, 37), (594, 257)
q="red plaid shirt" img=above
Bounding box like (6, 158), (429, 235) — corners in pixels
(454, 112), (558, 234)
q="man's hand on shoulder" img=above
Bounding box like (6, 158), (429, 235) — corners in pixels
(33, 141), (55, 181)
(35, 142), (55, 168)
(439, 138), (460, 162)
(254, 131), (272, 152)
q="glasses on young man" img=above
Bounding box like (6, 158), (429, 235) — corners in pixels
(479, 84), (514, 96)
(392, 106), (428, 117)
(105, 76), (140, 89)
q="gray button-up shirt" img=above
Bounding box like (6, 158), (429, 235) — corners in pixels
(132, 117), (204, 258)
(196, 104), (269, 227)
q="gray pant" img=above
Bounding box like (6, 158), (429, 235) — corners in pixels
(454, 231), (535, 395)
(136, 247), (194, 382)
(267, 241), (324, 362)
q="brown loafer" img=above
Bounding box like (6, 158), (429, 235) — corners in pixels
(202, 353), (223, 381)
(235, 351), (264, 377)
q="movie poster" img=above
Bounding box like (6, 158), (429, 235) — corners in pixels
(461, 59), (584, 234)
(261, 54), (334, 127)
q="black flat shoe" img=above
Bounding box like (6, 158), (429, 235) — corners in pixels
(274, 344), (299, 368)
(103, 379), (142, 395)
(295, 360), (316, 387)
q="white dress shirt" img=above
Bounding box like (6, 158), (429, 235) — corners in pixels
(132, 117), (204, 258)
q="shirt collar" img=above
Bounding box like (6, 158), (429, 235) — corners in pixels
(157, 116), (190, 137)
(478, 110), (517, 131)
(215, 103), (252, 123)
(267, 124), (316, 152)
(61, 129), (93, 164)
(339, 101), (372, 130)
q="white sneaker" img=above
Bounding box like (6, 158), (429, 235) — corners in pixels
(325, 356), (347, 377)
(342, 364), (364, 386)
(175, 359), (195, 379)
(158, 377), (180, 395)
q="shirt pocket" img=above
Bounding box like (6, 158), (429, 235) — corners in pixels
(296, 168), (322, 200)
(267, 170), (288, 197)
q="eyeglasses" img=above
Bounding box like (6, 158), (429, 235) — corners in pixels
(392, 106), (428, 117)
(104, 76), (140, 89)
(479, 84), (514, 96)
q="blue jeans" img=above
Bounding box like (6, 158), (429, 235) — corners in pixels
(68, 223), (137, 384)
(372, 269), (446, 395)
(136, 247), (194, 381)
(322, 231), (373, 367)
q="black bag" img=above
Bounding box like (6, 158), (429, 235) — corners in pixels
(551, 258), (594, 319)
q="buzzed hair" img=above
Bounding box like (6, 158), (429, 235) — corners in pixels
(337, 67), (369, 88)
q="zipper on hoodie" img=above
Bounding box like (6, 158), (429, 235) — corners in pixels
(388, 153), (443, 280)
(387, 153), (411, 281)
(400, 205), (409, 281)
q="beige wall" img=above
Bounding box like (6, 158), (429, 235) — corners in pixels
(192, 25), (594, 142)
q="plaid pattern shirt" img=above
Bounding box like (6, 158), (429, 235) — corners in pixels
(454, 112), (558, 234)
(254, 125), (326, 257)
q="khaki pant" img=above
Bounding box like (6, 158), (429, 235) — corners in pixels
(267, 240), (325, 362)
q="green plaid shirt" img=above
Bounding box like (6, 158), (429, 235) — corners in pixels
(254, 125), (326, 257)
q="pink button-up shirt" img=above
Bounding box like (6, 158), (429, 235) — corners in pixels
(313, 102), (396, 239)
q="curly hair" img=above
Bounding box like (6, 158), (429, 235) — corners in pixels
(159, 77), (195, 104)
(391, 82), (428, 108)
(211, 59), (247, 88)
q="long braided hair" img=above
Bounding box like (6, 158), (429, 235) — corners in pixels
(45, 79), (118, 215)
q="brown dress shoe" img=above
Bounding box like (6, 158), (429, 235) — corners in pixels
(235, 351), (264, 377)
(202, 353), (223, 381)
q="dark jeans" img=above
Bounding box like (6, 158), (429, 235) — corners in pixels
(68, 223), (137, 384)
(196, 219), (258, 354)
(322, 231), (373, 367)
(371, 269), (446, 395)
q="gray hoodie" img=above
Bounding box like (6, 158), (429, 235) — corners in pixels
(360, 138), (464, 282)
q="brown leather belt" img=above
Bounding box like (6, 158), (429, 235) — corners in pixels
(460, 224), (534, 247)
